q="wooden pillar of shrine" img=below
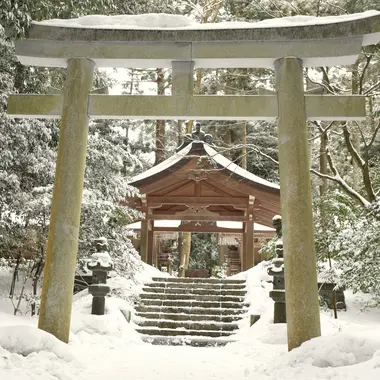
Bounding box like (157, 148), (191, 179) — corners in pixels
(147, 220), (154, 265)
(154, 235), (160, 268)
(241, 223), (247, 271)
(244, 219), (255, 270)
(140, 218), (149, 263)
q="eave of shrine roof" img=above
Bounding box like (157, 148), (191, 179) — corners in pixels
(128, 141), (279, 192)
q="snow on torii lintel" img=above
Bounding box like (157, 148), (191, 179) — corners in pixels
(34, 11), (380, 31)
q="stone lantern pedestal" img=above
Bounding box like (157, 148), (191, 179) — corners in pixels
(87, 237), (113, 315)
(267, 216), (286, 323)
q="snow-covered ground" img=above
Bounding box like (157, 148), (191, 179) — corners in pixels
(1, 262), (380, 380)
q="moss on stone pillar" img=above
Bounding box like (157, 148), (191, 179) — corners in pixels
(38, 58), (94, 343)
(274, 57), (321, 351)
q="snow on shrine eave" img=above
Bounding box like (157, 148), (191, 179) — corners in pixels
(128, 143), (193, 186)
(203, 144), (280, 191)
(128, 142), (280, 191)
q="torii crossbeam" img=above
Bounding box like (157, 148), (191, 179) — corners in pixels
(7, 12), (380, 350)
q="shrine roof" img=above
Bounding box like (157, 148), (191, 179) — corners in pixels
(128, 141), (279, 193)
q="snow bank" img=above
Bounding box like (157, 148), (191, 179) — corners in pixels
(0, 325), (77, 362)
(34, 11), (380, 30)
(70, 294), (140, 342)
(2, 258), (380, 380)
(286, 333), (380, 368)
(231, 261), (273, 316)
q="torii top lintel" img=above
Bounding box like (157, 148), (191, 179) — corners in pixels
(17, 12), (380, 69)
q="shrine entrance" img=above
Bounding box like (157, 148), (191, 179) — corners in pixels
(7, 12), (379, 350)
(125, 139), (279, 273)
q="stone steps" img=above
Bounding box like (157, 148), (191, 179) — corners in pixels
(140, 292), (245, 302)
(151, 277), (245, 284)
(140, 335), (235, 347)
(135, 305), (246, 316)
(135, 319), (239, 331)
(134, 277), (248, 347)
(146, 282), (246, 290)
(139, 299), (246, 308)
(135, 312), (243, 323)
(136, 327), (234, 338)
(142, 286), (246, 296)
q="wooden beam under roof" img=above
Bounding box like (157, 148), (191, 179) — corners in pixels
(147, 195), (249, 207)
(147, 214), (248, 222)
(153, 225), (244, 233)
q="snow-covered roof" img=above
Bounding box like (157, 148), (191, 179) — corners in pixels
(129, 141), (279, 191)
(129, 143), (192, 185)
(203, 144), (279, 190)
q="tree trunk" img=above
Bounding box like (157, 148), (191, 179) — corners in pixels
(319, 131), (328, 196)
(241, 121), (247, 169)
(350, 62), (361, 191)
(319, 129), (337, 318)
(177, 120), (183, 146)
(223, 127), (232, 159)
(367, 97), (376, 133)
(183, 232), (192, 271)
(155, 69), (166, 165)
(178, 232), (192, 277)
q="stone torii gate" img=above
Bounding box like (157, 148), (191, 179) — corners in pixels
(7, 13), (380, 350)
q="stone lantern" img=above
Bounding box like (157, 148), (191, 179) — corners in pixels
(267, 215), (286, 323)
(87, 237), (113, 315)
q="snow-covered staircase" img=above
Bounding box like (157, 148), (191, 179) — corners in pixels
(134, 277), (248, 347)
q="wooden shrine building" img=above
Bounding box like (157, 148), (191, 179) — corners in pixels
(127, 138), (280, 271)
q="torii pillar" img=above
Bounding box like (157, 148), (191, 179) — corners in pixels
(38, 58), (94, 343)
(275, 57), (321, 350)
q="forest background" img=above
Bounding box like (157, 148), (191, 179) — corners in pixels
(0, 0), (379, 313)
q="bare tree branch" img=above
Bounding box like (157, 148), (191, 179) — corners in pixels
(367, 120), (380, 149)
(342, 124), (376, 202)
(310, 169), (370, 208)
(310, 147), (371, 208)
(364, 81), (380, 95)
(308, 121), (335, 142)
(342, 124), (365, 167)
(321, 67), (337, 94)
(359, 54), (372, 94)
(354, 121), (368, 147)
(306, 75), (335, 95)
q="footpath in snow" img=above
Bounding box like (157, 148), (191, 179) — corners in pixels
(1, 263), (380, 380)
